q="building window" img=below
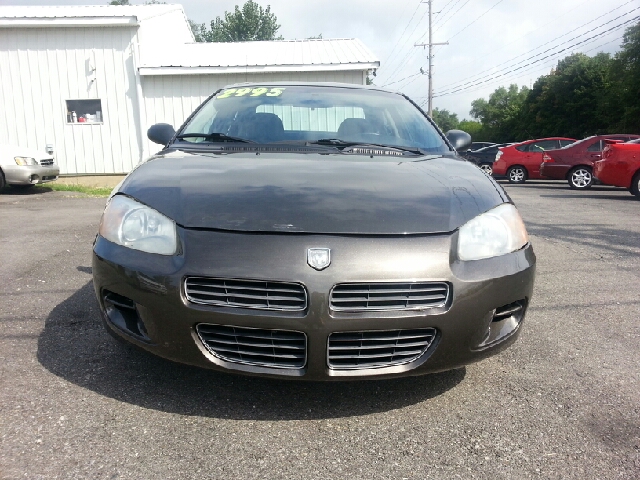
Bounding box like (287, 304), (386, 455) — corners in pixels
(66, 99), (103, 123)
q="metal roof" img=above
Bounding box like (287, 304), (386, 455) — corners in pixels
(139, 39), (380, 76)
(0, 4), (186, 26)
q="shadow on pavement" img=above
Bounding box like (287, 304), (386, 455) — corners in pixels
(0, 185), (51, 195)
(37, 281), (465, 421)
(526, 220), (640, 257)
(538, 194), (637, 201)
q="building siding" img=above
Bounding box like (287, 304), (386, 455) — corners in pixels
(0, 26), (142, 175)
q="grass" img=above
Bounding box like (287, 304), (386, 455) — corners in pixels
(35, 183), (112, 197)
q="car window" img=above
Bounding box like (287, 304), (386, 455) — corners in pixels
(559, 140), (575, 147)
(586, 141), (602, 152)
(515, 144), (529, 152)
(529, 140), (558, 152)
(179, 85), (449, 153)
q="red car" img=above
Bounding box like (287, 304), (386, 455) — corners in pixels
(492, 137), (576, 183)
(593, 138), (640, 198)
(539, 134), (640, 189)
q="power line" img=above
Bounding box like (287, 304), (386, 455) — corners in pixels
(436, 0), (635, 78)
(433, 0), (472, 33)
(427, 33), (627, 102)
(382, 72), (422, 88)
(435, 11), (639, 95)
(381, 6), (432, 84)
(434, 20), (635, 98)
(433, 19), (635, 98)
(430, 0), (463, 32)
(447, 0), (506, 42)
(380, 1), (423, 68)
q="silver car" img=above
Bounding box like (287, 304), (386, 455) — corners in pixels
(0, 144), (60, 189)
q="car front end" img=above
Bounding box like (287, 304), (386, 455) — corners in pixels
(1, 145), (60, 186)
(92, 83), (535, 380)
(92, 153), (535, 380)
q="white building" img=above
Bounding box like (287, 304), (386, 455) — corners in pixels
(0, 4), (379, 177)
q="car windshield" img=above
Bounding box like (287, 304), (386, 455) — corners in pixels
(178, 85), (450, 154)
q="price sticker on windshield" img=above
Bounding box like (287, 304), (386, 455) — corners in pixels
(217, 87), (285, 99)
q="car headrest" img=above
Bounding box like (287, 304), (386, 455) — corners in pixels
(236, 112), (285, 143)
(337, 118), (375, 139)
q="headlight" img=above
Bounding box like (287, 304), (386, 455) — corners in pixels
(15, 156), (37, 166)
(99, 195), (177, 255)
(494, 151), (503, 162)
(457, 203), (529, 261)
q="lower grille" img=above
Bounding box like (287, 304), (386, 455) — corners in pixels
(328, 328), (437, 370)
(330, 282), (450, 311)
(39, 159), (54, 166)
(185, 277), (307, 311)
(196, 324), (307, 369)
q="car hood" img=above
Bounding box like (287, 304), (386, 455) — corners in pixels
(117, 151), (506, 235)
(0, 143), (53, 161)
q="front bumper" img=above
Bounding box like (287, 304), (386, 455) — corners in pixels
(2, 164), (60, 185)
(92, 229), (536, 380)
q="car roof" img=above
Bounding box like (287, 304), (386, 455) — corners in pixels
(561, 134), (640, 148)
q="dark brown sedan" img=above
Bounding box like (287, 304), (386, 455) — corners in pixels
(92, 83), (535, 380)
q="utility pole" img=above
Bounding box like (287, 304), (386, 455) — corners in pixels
(415, 0), (448, 117)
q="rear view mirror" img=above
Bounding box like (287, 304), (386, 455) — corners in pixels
(147, 123), (176, 146)
(445, 130), (472, 152)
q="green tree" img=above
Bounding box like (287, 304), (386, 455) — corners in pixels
(431, 108), (459, 132)
(609, 22), (640, 132)
(201, 0), (282, 42)
(189, 19), (207, 42)
(516, 53), (614, 139)
(458, 119), (487, 141)
(470, 84), (529, 142)
(109, 0), (130, 5)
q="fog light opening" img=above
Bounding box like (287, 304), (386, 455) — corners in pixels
(477, 299), (527, 349)
(102, 290), (149, 340)
(30, 174), (39, 184)
(492, 300), (526, 322)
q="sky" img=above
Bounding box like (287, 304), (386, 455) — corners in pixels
(2, 0), (637, 119)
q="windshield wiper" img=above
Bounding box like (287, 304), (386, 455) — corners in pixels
(308, 139), (425, 155)
(175, 132), (254, 143)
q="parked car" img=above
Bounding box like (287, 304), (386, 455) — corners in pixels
(492, 137), (576, 183)
(593, 138), (640, 197)
(461, 143), (510, 174)
(0, 144), (59, 189)
(92, 82), (535, 380)
(468, 141), (496, 151)
(539, 134), (640, 189)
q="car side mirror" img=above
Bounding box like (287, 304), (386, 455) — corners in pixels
(445, 130), (472, 152)
(147, 123), (176, 146)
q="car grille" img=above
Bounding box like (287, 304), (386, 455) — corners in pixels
(39, 159), (54, 166)
(330, 282), (449, 311)
(196, 324), (307, 369)
(184, 277), (307, 311)
(327, 328), (437, 370)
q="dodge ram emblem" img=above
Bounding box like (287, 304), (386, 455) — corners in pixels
(307, 248), (331, 270)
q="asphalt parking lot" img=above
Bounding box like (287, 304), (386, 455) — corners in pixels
(1, 181), (639, 479)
